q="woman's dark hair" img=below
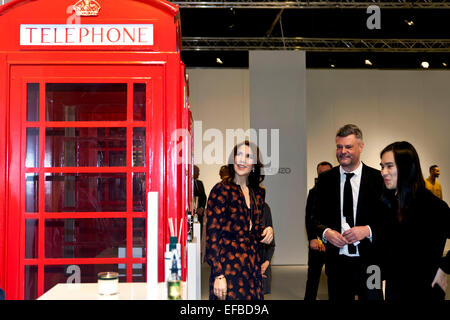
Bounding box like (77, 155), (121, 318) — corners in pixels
(380, 141), (425, 218)
(224, 140), (265, 189)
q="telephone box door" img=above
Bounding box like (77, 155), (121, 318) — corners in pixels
(7, 64), (164, 300)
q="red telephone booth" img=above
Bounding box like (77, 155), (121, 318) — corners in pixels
(0, 0), (192, 300)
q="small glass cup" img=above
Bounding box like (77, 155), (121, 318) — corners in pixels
(97, 272), (119, 295)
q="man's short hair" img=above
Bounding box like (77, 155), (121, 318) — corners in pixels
(317, 161), (333, 170)
(430, 165), (439, 172)
(336, 124), (363, 141)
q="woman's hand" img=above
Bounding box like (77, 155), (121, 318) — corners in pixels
(214, 275), (227, 300)
(261, 261), (270, 278)
(431, 268), (448, 292)
(260, 226), (274, 244)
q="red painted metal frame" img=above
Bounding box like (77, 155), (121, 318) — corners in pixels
(0, 0), (189, 300)
(7, 64), (160, 299)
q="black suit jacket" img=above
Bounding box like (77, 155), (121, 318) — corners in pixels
(311, 164), (384, 266)
(377, 188), (449, 293)
(305, 186), (319, 241)
(194, 179), (207, 209)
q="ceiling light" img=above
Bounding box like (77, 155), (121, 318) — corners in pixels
(216, 58), (223, 65)
(442, 62), (447, 67)
(421, 61), (429, 69)
(365, 59), (373, 66)
(404, 20), (414, 26)
(330, 64), (335, 68)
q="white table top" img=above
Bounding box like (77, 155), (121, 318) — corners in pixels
(38, 282), (186, 300)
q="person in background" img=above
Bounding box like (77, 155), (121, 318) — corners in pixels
(219, 165), (230, 181)
(260, 199), (275, 295)
(311, 124), (384, 301)
(304, 161), (332, 300)
(194, 165), (207, 227)
(425, 165), (443, 200)
(379, 141), (449, 300)
(205, 140), (274, 300)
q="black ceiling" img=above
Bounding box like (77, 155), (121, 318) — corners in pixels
(179, 6), (450, 68)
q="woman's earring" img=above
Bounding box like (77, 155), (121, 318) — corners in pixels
(252, 166), (255, 173)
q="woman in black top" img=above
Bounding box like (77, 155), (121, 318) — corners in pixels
(379, 141), (449, 300)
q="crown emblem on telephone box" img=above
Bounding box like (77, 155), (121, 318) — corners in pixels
(73, 0), (101, 16)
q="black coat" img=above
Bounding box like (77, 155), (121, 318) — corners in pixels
(194, 179), (207, 209)
(305, 186), (318, 241)
(311, 164), (384, 269)
(377, 188), (449, 299)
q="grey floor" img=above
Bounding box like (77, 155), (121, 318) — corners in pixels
(201, 263), (450, 300)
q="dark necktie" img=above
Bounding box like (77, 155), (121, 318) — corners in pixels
(344, 172), (356, 254)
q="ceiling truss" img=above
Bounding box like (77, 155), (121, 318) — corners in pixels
(182, 37), (450, 51)
(173, 1), (450, 9)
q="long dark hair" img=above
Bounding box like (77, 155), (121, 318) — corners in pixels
(380, 141), (425, 219)
(224, 140), (265, 189)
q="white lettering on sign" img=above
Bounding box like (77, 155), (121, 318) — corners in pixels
(20, 24), (154, 46)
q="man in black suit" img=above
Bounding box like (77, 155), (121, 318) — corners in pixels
(304, 161), (332, 300)
(312, 124), (384, 301)
(193, 165), (207, 227)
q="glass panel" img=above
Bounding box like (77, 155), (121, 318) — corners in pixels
(133, 83), (146, 121)
(132, 264), (146, 282)
(25, 219), (38, 259)
(26, 128), (39, 167)
(46, 83), (127, 121)
(133, 218), (146, 258)
(133, 173), (145, 212)
(133, 127), (146, 167)
(44, 264), (125, 293)
(45, 173), (126, 212)
(25, 173), (39, 213)
(25, 265), (38, 300)
(27, 83), (39, 122)
(45, 218), (126, 258)
(45, 127), (126, 167)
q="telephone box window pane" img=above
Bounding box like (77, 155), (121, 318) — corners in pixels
(45, 173), (126, 212)
(133, 173), (145, 212)
(133, 127), (146, 167)
(25, 265), (38, 300)
(133, 83), (146, 121)
(26, 128), (39, 167)
(132, 264), (146, 282)
(45, 218), (126, 259)
(46, 83), (127, 121)
(25, 219), (38, 259)
(27, 83), (39, 122)
(25, 173), (39, 213)
(44, 264), (125, 293)
(133, 218), (146, 257)
(45, 127), (126, 167)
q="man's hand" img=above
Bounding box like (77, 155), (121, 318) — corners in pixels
(310, 239), (321, 250)
(310, 239), (326, 252)
(260, 227), (274, 244)
(324, 229), (348, 248)
(342, 226), (370, 244)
